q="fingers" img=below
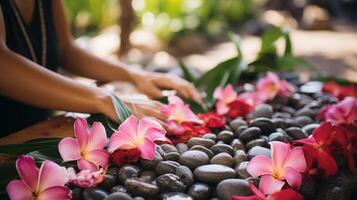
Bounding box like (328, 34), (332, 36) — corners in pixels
(141, 83), (163, 99)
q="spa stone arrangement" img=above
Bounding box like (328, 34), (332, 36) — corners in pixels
(6, 71), (356, 200)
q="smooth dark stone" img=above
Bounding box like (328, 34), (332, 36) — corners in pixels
(295, 116), (313, 127)
(216, 179), (252, 200)
(284, 118), (301, 128)
(249, 118), (275, 135)
(125, 179), (159, 197)
(194, 164), (236, 183)
(190, 145), (214, 159)
(164, 152), (180, 161)
(161, 144), (178, 153)
(156, 174), (186, 192)
(229, 118), (247, 132)
(234, 150), (248, 166)
(272, 112), (292, 119)
(161, 192), (193, 200)
(295, 107), (316, 118)
(282, 106), (296, 115)
(188, 183), (211, 200)
(140, 151), (163, 170)
(268, 132), (289, 142)
(285, 127), (307, 140)
(202, 133), (217, 142)
(217, 130), (234, 144)
(176, 143), (189, 154)
(245, 177), (260, 188)
(246, 138), (267, 150)
(72, 187), (82, 200)
(235, 161), (251, 179)
(104, 192), (133, 200)
(99, 174), (117, 190)
(140, 170), (156, 182)
(272, 118), (286, 129)
(239, 127), (261, 142)
(133, 197), (145, 200)
(302, 123), (320, 135)
(248, 146), (271, 159)
(155, 161), (180, 175)
(210, 144), (235, 156)
(118, 165), (141, 184)
(249, 104), (273, 119)
(231, 139), (245, 151)
(235, 125), (248, 138)
(156, 145), (166, 157)
(175, 165), (194, 187)
(210, 153), (234, 167)
(179, 150), (209, 169)
(187, 137), (215, 149)
(83, 188), (108, 200)
(111, 185), (127, 193)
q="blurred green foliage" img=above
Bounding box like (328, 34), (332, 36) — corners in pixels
(64, 0), (259, 40)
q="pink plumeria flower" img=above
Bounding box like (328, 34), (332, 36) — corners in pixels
(6, 155), (71, 200)
(247, 141), (306, 195)
(67, 167), (105, 188)
(256, 72), (295, 101)
(58, 118), (109, 172)
(108, 115), (170, 160)
(160, 95), (202, 124)
(238, 91), (266, 107)
(213, 84), (238, 115)
(325, 97), (357, 126)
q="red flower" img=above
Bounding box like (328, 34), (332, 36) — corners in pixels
(226, 99), (253, 118)
(322, 81), (357, 100)
(333, 126), (357, 172)
(232, 181), (303, 200)
(168, 122), (210, 144)
(296, 122), (339, 177)
(197, 112), (226, 128)
(110, 148), (141, 167)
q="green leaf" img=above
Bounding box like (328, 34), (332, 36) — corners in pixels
(195, 57), (245, 107)
(260, 27), (284, 54)
(276, 55), (312, 71)
(178, 60), (196, 82)
(228, 32), (243, 58)
(110, 93), (133, 123)
(282, 28), (292, 56)
(0, 138), (61, 155)
(87, 113), (118, 135)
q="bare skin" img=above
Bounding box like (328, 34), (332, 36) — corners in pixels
(0, 0), (202, 125)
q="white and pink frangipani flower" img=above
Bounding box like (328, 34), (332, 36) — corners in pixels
(247, 141), (306, 195)
(58, 118), (109, 172)
(67, 167), (105, 188)
(6, 155), (71, 200)
(213, 84), (238, 115)
(160, 95), (202, 124)
(108, 115), (170, 160)
(325, 97), (357, 126)
(256, 72), (295, 101)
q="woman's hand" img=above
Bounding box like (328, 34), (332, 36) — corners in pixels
(98, 93), (168, 127)
(130, 70), (203, 104)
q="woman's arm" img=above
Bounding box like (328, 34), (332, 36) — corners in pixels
(53, 1), (202, 103)
(0, 8), (117, 121)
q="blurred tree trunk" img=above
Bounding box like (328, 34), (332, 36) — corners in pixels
(118, 0), (135, 57)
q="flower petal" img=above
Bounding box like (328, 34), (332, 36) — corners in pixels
(283, 147), (306, 172)
(312, 122), (333, 144)
(108, 130), (137, 152)
(37, 186), (71, 200)
(6, 180), (35, 200)
(270, 141), (289, 170)
(145, 131), (171, 143)
(37, 161), (68, 192)
(232, 196), (261, 200)
(58, 137), (81, 162)
(281, 167), (302, 189)
(216, 101), (229, 115)
(318, 150), (338, 176)
(213, 87), (224, 100)
(87, 122), (107, 151)
(74, 118), (89, 150)
(84, 149), (110, 169)
(223, 84), (238, 102)
(138, 117), (166, 139)
(138, 138), (156, 160)
(259, 175), (285, 195)
(247, 155), (273, 177)
(16, 155), (39, 192)
(77, 159), (97, 172)
(268, 189), (303, 200)
(248, 181), (265, 199)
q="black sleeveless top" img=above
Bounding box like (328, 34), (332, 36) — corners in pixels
(0, 0), (60, 137)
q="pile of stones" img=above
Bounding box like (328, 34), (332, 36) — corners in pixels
(72, 82), (357, 200)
